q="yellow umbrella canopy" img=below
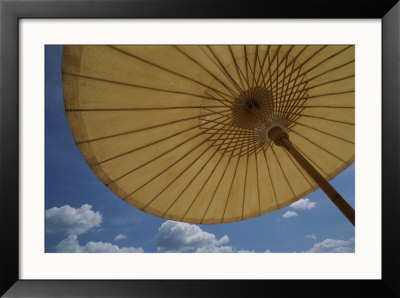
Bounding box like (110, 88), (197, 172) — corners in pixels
(62, 45), (354, 224)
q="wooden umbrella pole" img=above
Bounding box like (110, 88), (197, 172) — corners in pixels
(268, 126), (355, 226)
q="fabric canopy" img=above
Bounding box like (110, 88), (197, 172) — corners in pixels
(62, 45), (354, 224)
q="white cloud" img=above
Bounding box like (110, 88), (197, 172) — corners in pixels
(282, 211), (298, 219)
(195, 245), (234, 253)
(46, 204), (102, 236)
(48, 205), (144, 253)
(290, 198), (316, 210)
(305, 234), (317, 240)
(156, 221), (260, 253)
(237, 249), (256, 253)
(55, 235), (143, 253)
(156, 220), (231, 253)
(264, 249), (272, 253)
(306, 238), (354, 253)
(114, 234), (128, 241)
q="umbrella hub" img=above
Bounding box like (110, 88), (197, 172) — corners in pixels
(231, 86), (275, 129)
(257, 115), (288, 144)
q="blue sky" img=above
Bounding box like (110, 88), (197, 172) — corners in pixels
(45, 45), (355, 253)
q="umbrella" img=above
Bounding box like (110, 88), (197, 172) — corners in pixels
(62, 45), (355, 226)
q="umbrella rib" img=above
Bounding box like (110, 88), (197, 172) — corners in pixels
(275, 105), (354, 109)
(288, 128), (350, 164)
(289, 121), (355, 144)
(286, 112), (355, 126)
(255, 45), (285, 88)
(211, 137), (260, 151)
(283, 73), (343, 124)
(62, 72), (229, 104)
(236, 141), (265, 158)
(241, 147), (250, 220)
(202, 107), (233, 121)
(218, 127), (253, 223)
(203, 90), (235, 109)
(261, 146), (279, 208)
(244, 125), (271, 156)
(282, 71), (355, 117)
(204, 46), (246, 95)
(288, 140), (329, 177)
(271, 66), (355, 100)
(280, 48), (306, 118)
(140, 136), (222, 213)
(203, 126), (254, 134)
(163, 117), (246, 219)
(176, 46), (241, 98)
(271, 145), (296, 198)
(254, 143), (267, 156)
(91, 113), (229, 166)
(200, 125), (250, 223)
(290, 46), (354, 84)
(276, 50), (299, 118)
(75, 109), (230, 145)
(253, 138), (262, 216)
(66, 105), (228, 112)
(107, 45), (235, 101)
(161, 147), (223, 220)
(203, 127), (255, 136)
(200, 151), (235, 224)
(254, 72), (354, 116)
(277, 73), (356, 122)
(228, 45), (247, 91)
(277, 92), (356, 119)
(267, 45), (327, 91)
(306, 74), (355, 90)
(255, 53), (273, 101)
(122, 117), (234, 199)
(303, 59), (355, 85)
(244, 45), (250, 87)
(199, 115), (248, 135)
(177, 46), (239, 93)
(306, 90), (355, 100)
(279, 65), (309, 121)
(232, 132), (263, 157)
(119, 138), (209, 196)
(199, 120), (240, 135)
(271, 46), (352, 92)
(273, 50), (280, 116)
(205, 127), (257, 138)
(276, 60), (355, 106)
(209, 136), (257, 150)
(221, 146), (243, 223)
(275, 46), (294, 118)
(279, 47), (349, 120)
(222, 138), (258, 154)
(217, 130), (257, 154)
(281, 146), (316, 190)
(252, 45), (259, 88)
(254, 45), (271, 86)
(284, 94), (310, 126)
(277, 76), (303, 120)
(108, 117), (230, 187)
(208, 134), (255, 144)
(179, 152), (225, 222)
(263, 45), (290, 91)
(244, 54), (258, 90)
(265, 46), (277, 106)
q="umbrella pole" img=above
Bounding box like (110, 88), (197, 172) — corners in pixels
(268, 126), (355, 226)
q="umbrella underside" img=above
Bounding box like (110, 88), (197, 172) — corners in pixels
(62, 45), (355, 224)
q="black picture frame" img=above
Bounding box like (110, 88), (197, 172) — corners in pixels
(1, 0), (399, 297)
